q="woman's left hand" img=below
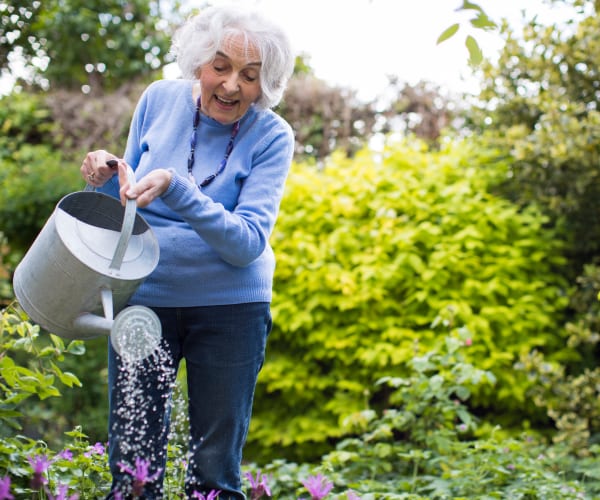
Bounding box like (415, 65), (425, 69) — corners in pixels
(118, 163), (172, 208)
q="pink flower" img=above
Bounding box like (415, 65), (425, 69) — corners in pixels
(27, 455), (51, 490)
(118, 457), (163, 497)
(245, 470), (272, 499)
(0, 476), (14, 500)
(191, 490), (221, 499)
(302, 474), (333, 500)
(56, 449), (73, 461)
(45, 484), (79, 500)
(465, 338), (472, 346)
(84, 442), (105, 457)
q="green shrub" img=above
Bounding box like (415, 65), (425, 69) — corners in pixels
(0, 93), (82, 256)
(249, 138), (571, 462)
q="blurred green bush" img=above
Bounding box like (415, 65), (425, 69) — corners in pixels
(249, 139), (571, 462)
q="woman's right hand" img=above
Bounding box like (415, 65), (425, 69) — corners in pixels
(81, 150), (119, 187)
(117, 163), (172, 208)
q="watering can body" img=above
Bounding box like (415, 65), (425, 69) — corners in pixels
(13, 178), (161, 361)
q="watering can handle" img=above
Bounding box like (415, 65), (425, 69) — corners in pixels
(83, 163), (137, 271)
(109, 166), (137, 271)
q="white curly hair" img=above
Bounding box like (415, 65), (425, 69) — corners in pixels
(171, 4), (295, 109)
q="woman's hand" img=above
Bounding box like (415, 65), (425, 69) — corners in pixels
(118, 163), (172, 208)
(81, 150), (119, 187)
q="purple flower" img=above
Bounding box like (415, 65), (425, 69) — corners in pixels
(27, 455), (51, 490)
(245, 470), (272, 499)
(0, 476), (14, 500)
(45, 484), (79, 500)
(56, 449), (73, 461)
(118, 457), (163, 497)
(28, 455), (51, 475)
(191, 490), (221, 500)
(302, 474), (334, 500)
(346, 491), (361, 500)
(84, 442), (105, 457)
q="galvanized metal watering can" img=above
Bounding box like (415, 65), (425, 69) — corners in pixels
(13, 167), (161, 362)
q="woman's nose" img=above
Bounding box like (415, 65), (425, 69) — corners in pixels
(222, 74), (240, 93)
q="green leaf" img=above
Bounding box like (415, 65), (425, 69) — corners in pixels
(50, 361), (82, 388)
(455, 386), (471, 401)
(38, 346), (58, 358)
(50, 334), (66, 351)
(437, 23), (460, 45)
(460, 0), (484, 12)
(470, 13), (497, 30)
(0, 408), (23, 418)
(66, 340), (86, 355)
(64, 426), (88, 439)
(465, 35), (483, 65)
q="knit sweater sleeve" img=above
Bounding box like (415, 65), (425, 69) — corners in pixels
(160, 119), (294, 267)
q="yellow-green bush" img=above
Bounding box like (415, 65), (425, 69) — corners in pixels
(248, 138), (571, 462)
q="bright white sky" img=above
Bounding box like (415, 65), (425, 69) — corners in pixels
(198, 0), (572, 100)
(0, 0), (572, 99)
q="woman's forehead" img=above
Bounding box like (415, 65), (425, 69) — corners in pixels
(219, 33), (261, 65)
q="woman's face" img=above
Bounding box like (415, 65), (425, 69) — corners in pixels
(197, 35), (262, 124)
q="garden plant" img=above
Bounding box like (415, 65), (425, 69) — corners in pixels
(2, 0), (600, 498)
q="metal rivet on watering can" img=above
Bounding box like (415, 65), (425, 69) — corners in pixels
(13, 165), (161, 362)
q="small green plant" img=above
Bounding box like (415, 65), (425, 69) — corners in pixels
(0, 303), (84, 435)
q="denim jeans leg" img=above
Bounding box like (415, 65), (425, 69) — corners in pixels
(107, 308), (180, 499)
(181, 303), (271, 499)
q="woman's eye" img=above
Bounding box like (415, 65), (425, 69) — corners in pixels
(243, 73), (257, 82)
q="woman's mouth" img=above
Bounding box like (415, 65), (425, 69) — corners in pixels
(215, 95), (237, 107)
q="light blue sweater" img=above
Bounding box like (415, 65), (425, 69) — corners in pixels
(99, 79), (294, 307)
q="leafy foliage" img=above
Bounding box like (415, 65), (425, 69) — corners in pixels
(255, 327), (596, 499)
(1, 305), (598, 499)
(0, 0), (175, 93)
(0, 92), (82, 256)
(461, 3), (600, 453)
(0, 2), (598, 497)
(247, 138), (571, 462)
(0, 303), (84, 435)
(20, 336), (110, 449)
(436, 0), (497, 66)
(469, 0), (600, 270)
(517, 348), (600, 456)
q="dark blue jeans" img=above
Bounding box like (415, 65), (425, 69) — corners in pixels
(106, 302), (271, 499)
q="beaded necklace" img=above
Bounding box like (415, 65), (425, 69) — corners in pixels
(187, 95), (241, 188)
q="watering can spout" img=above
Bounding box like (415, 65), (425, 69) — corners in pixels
(72, 305), (162, 362)
(73, 313), (113, 338)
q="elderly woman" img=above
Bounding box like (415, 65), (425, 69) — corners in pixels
(80, 5), (295, 499)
